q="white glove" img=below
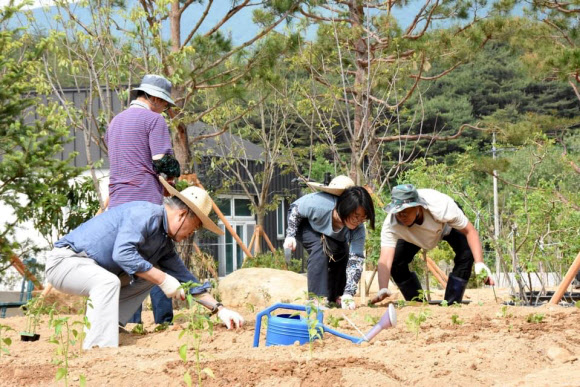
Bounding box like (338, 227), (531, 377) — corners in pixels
(283, 236), (296, 251)
(159, 273), (185, 300)
(474, 262), (493, 284)
(217, 307), (244, 329)
(341, 294), (356, 310)
(370, 288), (393, 305)
(474, 262), (492, 277)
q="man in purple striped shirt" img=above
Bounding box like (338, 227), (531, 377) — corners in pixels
(105, 74), (181, 326)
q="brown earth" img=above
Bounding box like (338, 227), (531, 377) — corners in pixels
(1, 287), (579, 387)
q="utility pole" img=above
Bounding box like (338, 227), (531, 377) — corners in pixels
(493, 132), (501, 286)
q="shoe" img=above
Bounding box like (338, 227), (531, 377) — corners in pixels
(394, 272), (423, 301)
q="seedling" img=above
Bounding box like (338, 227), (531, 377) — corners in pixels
(496, 305), (512, 319)
(405, 308), (431, 339)
(154, 322), (171, 332)
(396, 299), (406, 308)
(0, 324), (14, 357)
(48, 305), (89, 387)
(305, 295), (324, 360)
(245, 302), (255, 314)
(131, 323), (147, 335)
(174, 282), (215, 386)
(327, 315), (343, 328)
(20, 296), (47, 340)
(526, 313), (545, 324)
(440, 300), (449, 307)
(451, 314), (463, 325)
(364, 314), (379, 326)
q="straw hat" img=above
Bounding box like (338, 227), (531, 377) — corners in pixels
(306, 175), (355, 196)
(159, 176), (224, 235)
(133, 74), (175, 106)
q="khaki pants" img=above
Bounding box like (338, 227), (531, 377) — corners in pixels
(45, 248), (154, 350)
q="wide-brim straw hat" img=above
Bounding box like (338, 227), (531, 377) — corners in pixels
(306, 175), (355, 196)
(133, 74), (175, 106)
(159, 176), (224, 235)
(384, 184), (428, 214)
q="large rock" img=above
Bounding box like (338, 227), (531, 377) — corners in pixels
(217, 268), (307, 308)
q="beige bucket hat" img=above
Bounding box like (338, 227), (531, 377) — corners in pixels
(306, 175), (355, 196)
(159, 176), (224, 235)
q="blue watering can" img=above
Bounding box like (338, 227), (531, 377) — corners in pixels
(252, 303), (396, 347)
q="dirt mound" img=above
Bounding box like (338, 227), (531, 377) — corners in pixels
(217, 268), (307, 308)
(1, 288), (579, 386)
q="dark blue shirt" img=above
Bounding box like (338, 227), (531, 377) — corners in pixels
(55, 201), (210, 294)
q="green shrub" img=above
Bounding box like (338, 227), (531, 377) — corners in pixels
(242, 250), (302, 273)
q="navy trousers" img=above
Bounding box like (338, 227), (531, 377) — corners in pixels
(297, 221), (349, 302)
(390, 228), (474, 284)
(127, 285), (173, 324)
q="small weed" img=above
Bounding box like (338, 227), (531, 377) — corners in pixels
(526, 313), (545, 324)
(245, 303), (255, 314)
(497, 305), (512, 318)
(415, 289), (430, 303)
(327, 315), (343, 328)
(131, 323), (147, 335)
(364, 314), (379, 325)
(0, 324), (13, 357)
(451, 314), (463, 325)
(440, 300), (448, 307)
(575, 300), (580, 309)
(396, 299), (406, 308)
(405, 308), (431, 339)
(154, 322), (171, 332)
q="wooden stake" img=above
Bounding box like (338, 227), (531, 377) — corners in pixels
(549, 251), (580, 304)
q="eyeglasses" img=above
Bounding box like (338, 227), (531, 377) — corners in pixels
(348, 212), (367, 225)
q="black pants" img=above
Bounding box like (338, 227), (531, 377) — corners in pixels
(297, 221), (349, 301)
(391, 228), (474, 284)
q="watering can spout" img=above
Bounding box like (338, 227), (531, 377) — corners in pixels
(362, 303), (397, 341)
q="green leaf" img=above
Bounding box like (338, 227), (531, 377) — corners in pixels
(80, 374), (86, 387)
(55, 368), (67, 381)
(202, 368), (215, 378)
(3, 338), (11, 346)
(183, 371), (192, 387)
(179, 344), (187, 362)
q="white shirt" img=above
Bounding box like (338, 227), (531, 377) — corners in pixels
(380, 189), (468, 250)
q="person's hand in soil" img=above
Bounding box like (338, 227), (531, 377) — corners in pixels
(218, 308), (244, 329)
(474, 262), (495, 286)
(369, 288), (393, 305)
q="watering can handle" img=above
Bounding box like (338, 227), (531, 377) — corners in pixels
(252, 303), (308, 347)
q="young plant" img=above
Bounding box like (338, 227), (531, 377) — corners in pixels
(0, 324), (14, 357)
(405, 308), (431, 340)
(305, 296), (324, 360)
(497, 305), (513, 319)
(20, 296), (46, 338)
(131, 323), (147, 335)
(174, 282), (215, 386)
(48, 305), (89, 387)
(526, 313), (545, 324)
(327, 315), (343, 328)
(451, 314), (463, 325)
(364, 314), (380, 326)
(575, 300), (580, 309)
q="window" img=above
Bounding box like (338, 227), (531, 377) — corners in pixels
(276, 200), (285, 239)
(234, 198), (252, 217)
